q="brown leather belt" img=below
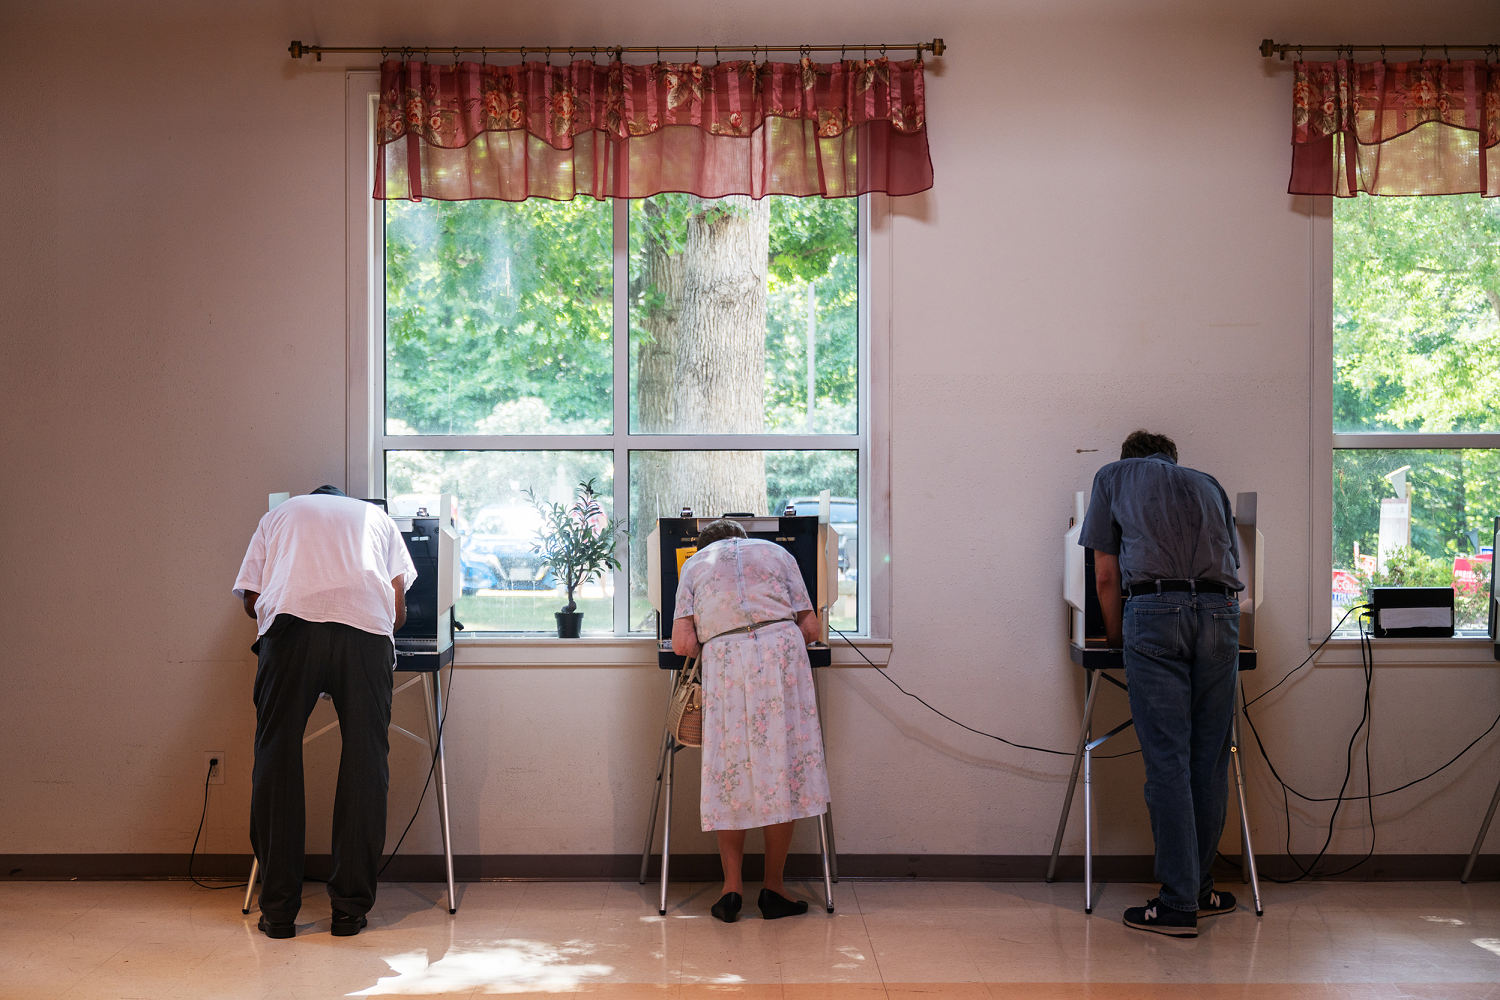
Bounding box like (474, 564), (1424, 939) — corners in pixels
(705, 618), (794, 642)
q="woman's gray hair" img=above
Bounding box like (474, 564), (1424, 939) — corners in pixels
(696, 517), (749, 548)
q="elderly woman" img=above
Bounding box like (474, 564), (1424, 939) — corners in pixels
(671, 517), (830, 923)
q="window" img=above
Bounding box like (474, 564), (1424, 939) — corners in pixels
(1327, 193), (1500, 637)
(349, 72), (879, 641)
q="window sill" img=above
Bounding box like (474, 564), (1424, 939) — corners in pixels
(1314, 635), (1498, 666)
(452, 635), (892, 669)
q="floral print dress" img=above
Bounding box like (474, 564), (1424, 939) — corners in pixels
(674, 537), (830, 831)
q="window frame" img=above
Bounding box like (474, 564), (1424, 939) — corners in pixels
(1311, 199), (1500, 663)
(344, 71), (892, 665)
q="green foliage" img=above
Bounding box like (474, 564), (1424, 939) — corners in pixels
(1333, 194), (1500, 433)
(1331, 195), (1500, 615)
(385, 199), (614, 434)
(524, 478), (625, 614)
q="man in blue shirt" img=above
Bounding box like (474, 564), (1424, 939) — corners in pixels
(1079, 431), (1242, 938)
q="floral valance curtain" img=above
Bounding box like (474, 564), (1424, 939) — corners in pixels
(376, 56), (933, 201)
(1290, 57), (1499, 197)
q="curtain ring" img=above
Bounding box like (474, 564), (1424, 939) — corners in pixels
(879, 44), (887, 59)
(520, 46), (527, 64)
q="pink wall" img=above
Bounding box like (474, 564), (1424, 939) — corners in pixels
(3, 0), (1498, 864)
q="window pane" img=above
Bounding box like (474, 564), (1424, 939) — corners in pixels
(384, 199), (613, 435)
(1331, 449), (1499, 633)
(627, 449), (859, 637)
(628, 195), (858, 435)
(1333, 194), (1500, 434)
(386, 451), (617, 633)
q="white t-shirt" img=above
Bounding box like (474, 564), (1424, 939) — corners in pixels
(233, 494), (418, 639)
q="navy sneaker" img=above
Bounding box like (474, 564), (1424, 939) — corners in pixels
(1198, 889), (1236, 916)
(1122, 898), (1198, 937)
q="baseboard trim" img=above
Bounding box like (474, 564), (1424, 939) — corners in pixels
(4, 853), (1496, 882)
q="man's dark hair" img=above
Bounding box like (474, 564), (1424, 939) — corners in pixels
(1120, 430), (1177, 462)
(310, 484), (347, 497)
(696, 517), (749, 548)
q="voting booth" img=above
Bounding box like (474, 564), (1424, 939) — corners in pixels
(242, 493), (461, 915)
(638, 512), (839, 915)
(1049, 491), (1265, 916)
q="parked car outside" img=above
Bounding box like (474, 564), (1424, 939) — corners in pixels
(783, 496), (858, 579)
(467, 503), (556, 589)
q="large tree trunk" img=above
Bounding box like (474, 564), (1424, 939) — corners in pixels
(632, 196), (772, 619)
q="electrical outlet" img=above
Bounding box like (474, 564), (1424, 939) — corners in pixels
(203, 751), (226, 785)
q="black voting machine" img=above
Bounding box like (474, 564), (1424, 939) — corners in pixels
(650, 514), (832, 668)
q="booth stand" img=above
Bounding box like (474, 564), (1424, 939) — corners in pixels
(637, 513), (838, 915)
(242, 495), (460, 916)
(1048, 491), (1265, 916)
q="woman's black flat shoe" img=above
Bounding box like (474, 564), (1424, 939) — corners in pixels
(710, 892), (742, 922)
(757, 888), (809, 919)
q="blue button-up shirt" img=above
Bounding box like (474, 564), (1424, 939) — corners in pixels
(1078, 453), (1241, 590)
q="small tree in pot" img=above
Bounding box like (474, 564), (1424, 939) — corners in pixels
(524, 478), (624, 637)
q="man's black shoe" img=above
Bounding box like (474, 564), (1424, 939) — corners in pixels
(331, 911), (368, 937)
(1122, 898), (1197, 937)
(1198, 889), (1237, 916)
(257, 915), (295, 939)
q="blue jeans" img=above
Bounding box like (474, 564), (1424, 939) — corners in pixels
(1122, 591), (1240, 913)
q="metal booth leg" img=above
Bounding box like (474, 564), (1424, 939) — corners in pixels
(1463, 777), (1500, 883)
(659, 738), (676, 916)
(242, 858), (258, 914)
(1229, 688), (1264, 916)
(818, 811), (835, 912)
(422, 671), (458, 914)
(1047, 674), (1102, 884)
(639, 728), (672, 885)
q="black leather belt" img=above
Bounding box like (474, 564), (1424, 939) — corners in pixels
(1127, 579), (1233, 597)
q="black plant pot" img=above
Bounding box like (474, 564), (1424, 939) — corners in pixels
(555, 611), (583, 638)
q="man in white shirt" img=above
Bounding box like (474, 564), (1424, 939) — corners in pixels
(233, 486), (417, 940)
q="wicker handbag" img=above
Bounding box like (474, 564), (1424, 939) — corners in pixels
(666, 657), (703, 747)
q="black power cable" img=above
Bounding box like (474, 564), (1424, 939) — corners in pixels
(188, 758), (246, 890)
(830, 626), (1138, 759)
(378, 660), (455, 878)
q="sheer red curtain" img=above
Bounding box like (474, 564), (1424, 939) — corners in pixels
(376, 55), (933, 201)
(1289, 56), (1499, 196)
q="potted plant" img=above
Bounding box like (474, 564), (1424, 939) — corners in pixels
(524, 478), (624, 638)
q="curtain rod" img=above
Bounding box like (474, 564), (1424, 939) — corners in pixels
(287, 38), (946, 62)
(1259, 38), (1498, 60)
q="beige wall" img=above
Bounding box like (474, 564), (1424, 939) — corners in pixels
(4, 0), (1500, 867)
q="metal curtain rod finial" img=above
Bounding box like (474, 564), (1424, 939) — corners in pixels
(286, 38), (949, 60)
(1260, 37), (1499, 59)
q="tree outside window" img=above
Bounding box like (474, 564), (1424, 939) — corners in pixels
(381, 195), (863, 636)
(1331, 194), (1500, 633)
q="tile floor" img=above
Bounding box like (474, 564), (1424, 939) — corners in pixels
(2, 878), (1499, 999)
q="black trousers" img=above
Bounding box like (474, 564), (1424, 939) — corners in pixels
(250, 615), (393, 922)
